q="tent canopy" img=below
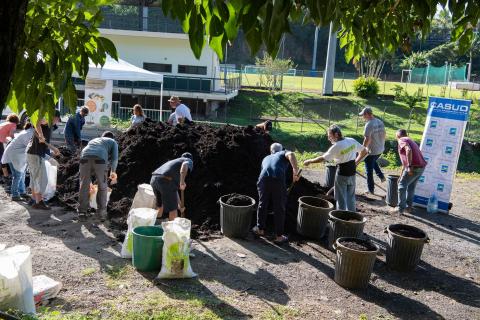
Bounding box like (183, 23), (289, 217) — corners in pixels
(86, 56), (163, 83)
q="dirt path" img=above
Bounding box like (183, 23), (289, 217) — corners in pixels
(0, 170), (479, 320)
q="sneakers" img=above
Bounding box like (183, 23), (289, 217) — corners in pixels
(32, 201), (51, 210)
(252, 226), (264, 237)
(380, 177), (386, 183)
(404, 206), (413, 213)
(390, 207), (404, 215)
(11, 196), (22, 202)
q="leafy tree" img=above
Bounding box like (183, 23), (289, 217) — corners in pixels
(400, 51), (430, 69)
(255, 52), (295, 91)
(159, 0), (479, 64)
(2, 0), (117, 123)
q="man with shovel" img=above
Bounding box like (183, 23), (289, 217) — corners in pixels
(252, 143), (300, 245)
(78, 131), (118, 220)
(150, 153), (193, 221)
(304, 125), (367, 212)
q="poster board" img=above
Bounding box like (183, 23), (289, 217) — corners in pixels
(413, 97), (471, 212)
(83, 78), (113, 127)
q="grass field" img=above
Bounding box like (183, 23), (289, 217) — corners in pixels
(240, 73), (480, 101)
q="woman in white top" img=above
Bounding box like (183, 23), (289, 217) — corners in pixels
(1, 122), (34, 200)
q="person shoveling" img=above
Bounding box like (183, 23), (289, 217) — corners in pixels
(304, 125), (367, 212)
(150, 153), (193, 221)
(77, 131), (118, 221)
(252, 143), (300, 245)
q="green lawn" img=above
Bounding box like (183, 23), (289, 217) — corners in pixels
(225, 90), (480, 172)
(240, 73), (480, 101)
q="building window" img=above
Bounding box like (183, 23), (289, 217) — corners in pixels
(178, 65), (207, 75)
(143, 62), (172, 73)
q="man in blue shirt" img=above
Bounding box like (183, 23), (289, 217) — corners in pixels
(253, 143), (300, 245)
(78, 131), (118, 220)
(64, 106), (89, 152)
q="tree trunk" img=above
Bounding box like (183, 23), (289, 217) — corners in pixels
(0, 1), (28, 112)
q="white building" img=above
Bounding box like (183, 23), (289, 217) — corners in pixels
(73, 5), (239, 121)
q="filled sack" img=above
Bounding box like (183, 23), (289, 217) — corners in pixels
(130, 184), (157, 210)
(157, 218), (196, 279)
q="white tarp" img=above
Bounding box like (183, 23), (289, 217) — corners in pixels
(86, 55), (163, 83)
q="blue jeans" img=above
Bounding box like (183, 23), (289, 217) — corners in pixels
(8, 163), (26, 197)
(364, 154), (385, 193)
(334, 174), (356, 212)
(398, 167), (425, 211)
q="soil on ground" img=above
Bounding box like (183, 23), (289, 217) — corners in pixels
(0, 169), (479, 319)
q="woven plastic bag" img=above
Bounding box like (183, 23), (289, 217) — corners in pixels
(157, 218), (196, 279)
(130, 184), (157, 210)
(0, 245), (35, 314)
(120, 208), (158, 259)
(89, 184), (112, 210)
(43, 158), (58, 201)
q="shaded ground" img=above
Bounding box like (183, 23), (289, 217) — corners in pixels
(0, 170), (478, 320)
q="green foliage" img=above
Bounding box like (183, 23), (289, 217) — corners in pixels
(255, 52), (296, 91)
(391, 86), (423, 109)
(160, 1), (479, 64)
(7, 0), (117, 125)
(352, 76), (379, 98)
(400, 51), (430, 68)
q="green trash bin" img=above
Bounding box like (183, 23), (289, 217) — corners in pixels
(132, 225), (164, 272)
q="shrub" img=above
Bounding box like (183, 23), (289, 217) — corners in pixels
(353, 76), (379, 98)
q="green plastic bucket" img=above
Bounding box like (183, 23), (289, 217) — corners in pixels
(132, 225), (164, 272)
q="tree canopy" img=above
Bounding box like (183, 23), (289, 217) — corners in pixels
(159, 0), (479, 64)
(5, 0), (117, 123)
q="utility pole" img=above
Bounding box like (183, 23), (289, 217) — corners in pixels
(323, 22), (337, 96)
(311, 26), (319, 71)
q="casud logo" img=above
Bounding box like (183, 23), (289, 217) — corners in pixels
(449, 128), (457, 135)
(426, 138), (433, 147)
(424, 156), (430, 162)
(430, 120), (438, 128)
(437, 183), (445, 192)
(445, 146), (453, 155)
(441, 165), (449, 173)
(419, 176), (425, 183)
(431, 101), (469, 112)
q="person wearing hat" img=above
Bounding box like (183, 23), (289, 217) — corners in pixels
(359, 106), (386, 195)
(253, 143), (300, 245)
(26, 110), (61, 210)
(150, 153), (193, 221)
(77, 131), (118, 220)
(64, 106), (89, 152)
(167, 96), (192, 125)
(304, 125), (367, 212)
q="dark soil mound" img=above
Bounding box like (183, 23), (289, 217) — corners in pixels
(56, 121), (326, 236)
(389, 225), (426, 238)
(224, 194), (253, 206)
(340, 240), (377, 252)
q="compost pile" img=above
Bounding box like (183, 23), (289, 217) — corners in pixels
(56, 121), (326, 237)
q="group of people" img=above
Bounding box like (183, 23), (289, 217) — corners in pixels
(252, 107), (426, 245)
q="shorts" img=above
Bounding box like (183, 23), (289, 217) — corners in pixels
(150, 175), (178, 213)
(27, 154), (46, 193)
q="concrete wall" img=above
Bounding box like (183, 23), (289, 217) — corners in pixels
(101, 30), (219, 78)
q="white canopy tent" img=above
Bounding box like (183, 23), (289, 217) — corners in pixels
(86, 56), (165, 116)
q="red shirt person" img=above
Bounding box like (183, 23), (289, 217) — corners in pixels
(394, 129), (427, 214)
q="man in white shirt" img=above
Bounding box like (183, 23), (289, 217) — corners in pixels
(304, 125), (367, 211)
(167, 96), (192, 125)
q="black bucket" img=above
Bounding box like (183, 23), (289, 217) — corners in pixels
(386, 175), (399, 207)
(328, 210), (366, 249)
(386, 224), (429, 271)
(297, 196), (334, 239)
(325, 165), (337, 189)
(334, 237), (379, 289)
(219, 194), (256, 238)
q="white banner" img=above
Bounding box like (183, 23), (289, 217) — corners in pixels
(413, 96), (471, 212)
(83, 78), (113, 127)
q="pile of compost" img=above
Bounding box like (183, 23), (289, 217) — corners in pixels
(56, 121), (326, 238)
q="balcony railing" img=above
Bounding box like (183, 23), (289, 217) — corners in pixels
(73, 75), (240, 95)
(100, 6), (183, 34)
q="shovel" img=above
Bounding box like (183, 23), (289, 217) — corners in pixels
(180, 189), (186, 218)
(287, 169), (302, 194)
